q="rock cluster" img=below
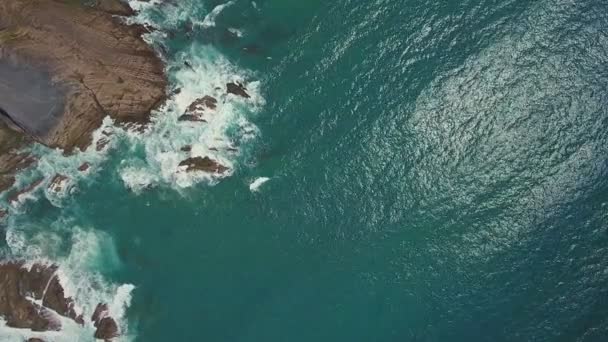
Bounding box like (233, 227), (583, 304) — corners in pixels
(0, 262), (121, 341)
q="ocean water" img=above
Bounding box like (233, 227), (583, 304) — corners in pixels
(1, 0), (608, 341)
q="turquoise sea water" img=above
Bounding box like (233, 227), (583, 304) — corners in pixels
(2, 0), (608, 341)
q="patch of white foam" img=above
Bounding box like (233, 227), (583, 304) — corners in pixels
(249, 177), (270, 192)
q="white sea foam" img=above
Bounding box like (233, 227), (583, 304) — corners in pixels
(249, 177), (270, 192)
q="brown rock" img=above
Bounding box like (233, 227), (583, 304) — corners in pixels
(78, 162), (91, 172)
(0, 175), (16, 194)
(94, 317), (119, 340)
(0, 262), (81, 332)
(227, 82), (250, 98)
(179, 95), (218, 123)
(178, 114), (207, 122)
(186, 95), (218, 112)
(178, 156), (229, 174)
(27, 338), (45, 342)
(91, 303), (109, 327)
(93, 0), (136, 16)
(96, 138), (110, 152)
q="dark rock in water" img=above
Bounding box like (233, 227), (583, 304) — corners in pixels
(91, 303), (109, 326)
(96, 137), (110, 152)
(180, 95), (218, 122)
(187, 96), (218, 112)
(8, 178), (44, 204)
(181, 145), (192, 152)
(78, 162), (91, 172)
(227, 82), (250, 98)
(179, 156), (229, 174)
(178, 114), (207, 122)
(94, 317), (119, 340)
(27, 338), (45, 342)
(0, 208), (7, 219)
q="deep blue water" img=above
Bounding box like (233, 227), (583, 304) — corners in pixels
(2, 0), (608, 341)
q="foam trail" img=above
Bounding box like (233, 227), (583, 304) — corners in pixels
(249, 177), (270, 192)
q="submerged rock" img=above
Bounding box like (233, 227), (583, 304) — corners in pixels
(178, 156), (229, 174)
(226, 82), (250, 99)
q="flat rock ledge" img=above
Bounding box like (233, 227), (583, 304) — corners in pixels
(0, 0), (168, 194)
(0, 262), (120, 341)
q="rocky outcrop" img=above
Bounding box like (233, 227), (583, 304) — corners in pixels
(0, 0), (167, 192)
(179, 95), (217, 122)
(0, 263), (73, 331)
(0, 0), (167, 150)
(226, 82), (250, 99)
(0, 262), (119, 340)
(178, 156), (229, 174)
(91, 303), (119, 340)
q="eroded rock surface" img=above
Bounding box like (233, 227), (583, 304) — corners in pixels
(0, 0), (167, 150)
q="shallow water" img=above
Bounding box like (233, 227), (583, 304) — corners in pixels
(2, 0), (608, 341)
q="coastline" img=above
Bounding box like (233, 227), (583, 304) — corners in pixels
(0, 0), (168, 196)
(0, 0), (166, 340)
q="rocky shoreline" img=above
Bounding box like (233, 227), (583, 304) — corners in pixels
(0, 262), (120, 341)
(0, 0), (167, 194)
